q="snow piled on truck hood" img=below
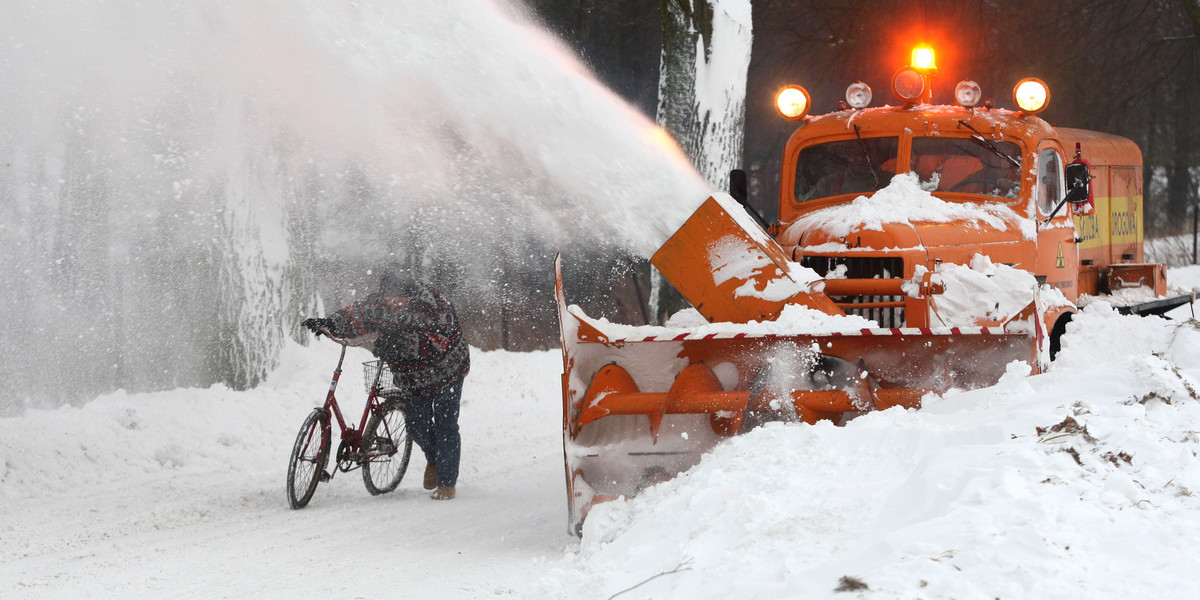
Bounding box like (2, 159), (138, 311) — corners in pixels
(929, 254), (1070, 326)
(785, 172), (1035, 241)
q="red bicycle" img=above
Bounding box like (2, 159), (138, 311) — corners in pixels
(287, 330), (413, 509)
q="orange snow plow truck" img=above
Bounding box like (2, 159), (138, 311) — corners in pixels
(554, 46), (1193, 534)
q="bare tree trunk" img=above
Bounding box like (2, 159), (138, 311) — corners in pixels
(652, 0), (753, 324)
(657, 0), (751, 188)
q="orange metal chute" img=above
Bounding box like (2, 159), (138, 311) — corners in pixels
(652, 196), (843, 323)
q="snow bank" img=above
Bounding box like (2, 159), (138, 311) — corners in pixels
(541, 305), (1200, 599)
(1166, 266), (1200, 321)
(786, 172), (1033, 241)
(1169, 265), (1200, 294)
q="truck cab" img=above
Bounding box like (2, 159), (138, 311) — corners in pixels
(757, 49), (1173, 334)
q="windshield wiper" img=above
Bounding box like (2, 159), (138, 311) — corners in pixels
(852, 124), (881, 190)
(957, 120), (1020, 168)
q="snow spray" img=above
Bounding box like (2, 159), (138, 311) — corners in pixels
(0, 1), (709, 411)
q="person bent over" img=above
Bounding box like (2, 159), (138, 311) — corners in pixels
(304, 269), (470, 500)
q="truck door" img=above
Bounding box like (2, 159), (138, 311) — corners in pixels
(1035, 146), (1079, 301)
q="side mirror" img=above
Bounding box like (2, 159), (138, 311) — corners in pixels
(728, 168), (769, 228)
(729, 169), (748, 204)
(1064, 161), (1090, 204)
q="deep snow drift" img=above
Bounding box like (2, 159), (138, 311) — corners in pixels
(546, 299), (1200, 599)
(3, 268), (1199, 599)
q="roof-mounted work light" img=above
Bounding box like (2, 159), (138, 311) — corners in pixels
(892, 67), (926, 104)
(954, 80), (982, 107)
(776, 85), (811, 120)
(1013, 78), (1050, 114)
(845, 82), (872, 109)
(892, 45), (936, 104)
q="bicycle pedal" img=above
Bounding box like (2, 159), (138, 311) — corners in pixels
(319, 471), (332, 482)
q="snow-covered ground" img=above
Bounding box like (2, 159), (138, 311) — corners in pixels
(0, 343), (569, 598)
(2, 268), (1199, 599)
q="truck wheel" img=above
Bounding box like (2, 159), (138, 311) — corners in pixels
(1049, 313), (1074, 361)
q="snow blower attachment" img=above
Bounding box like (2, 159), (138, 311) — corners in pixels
(556, 195), (1041, 534)
(557, 43), (1194, 534)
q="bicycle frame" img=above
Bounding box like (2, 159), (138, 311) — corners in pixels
(318, 330), (390, 475)
(288, 327), (414, 508)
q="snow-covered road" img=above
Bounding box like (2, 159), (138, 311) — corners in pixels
(1, 345), (569, 599)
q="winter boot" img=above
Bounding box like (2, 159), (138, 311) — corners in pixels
(432, 486), (455, 500)
(423, 464), (438, 490)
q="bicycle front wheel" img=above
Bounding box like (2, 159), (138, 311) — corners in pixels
(361, 398), (413, 495)
(287, 408), (330, 509)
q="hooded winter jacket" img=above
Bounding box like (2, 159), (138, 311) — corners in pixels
(326, 281), (469, 394)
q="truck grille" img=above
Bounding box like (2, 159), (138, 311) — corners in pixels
(836, 295), (906, 328)
(800, 255), (904, 279)
(801, 256), (906, 327)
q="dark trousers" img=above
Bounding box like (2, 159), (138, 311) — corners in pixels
(403, 379), (462, 487)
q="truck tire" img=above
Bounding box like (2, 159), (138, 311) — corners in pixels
(1049, 312), (1074, 361)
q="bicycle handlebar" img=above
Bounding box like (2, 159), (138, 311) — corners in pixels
(315, 327), (380, 348)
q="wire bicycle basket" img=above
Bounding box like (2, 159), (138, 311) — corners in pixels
(362, 360), (404, 397)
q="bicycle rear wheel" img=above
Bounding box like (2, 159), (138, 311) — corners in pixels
(361, 398), (413, 495)
(287, 408), (331, 509)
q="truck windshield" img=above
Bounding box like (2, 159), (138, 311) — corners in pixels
(794, 137), (899, 202)
(911, 137), (1022, 200)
